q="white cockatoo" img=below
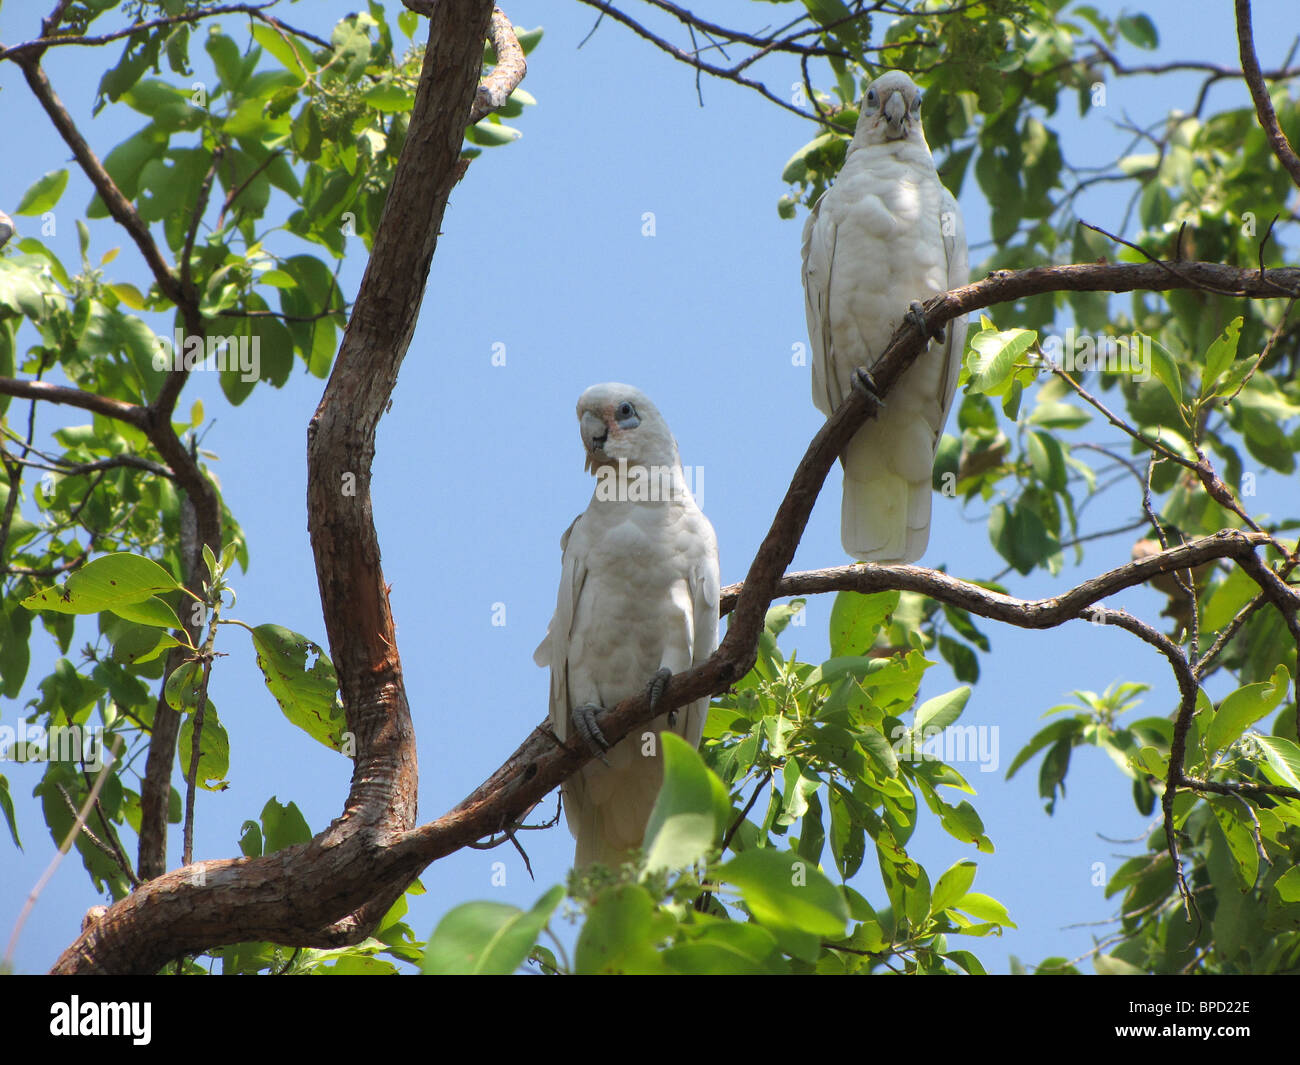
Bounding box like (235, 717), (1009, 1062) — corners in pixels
(802, 69), (968, 563)
(534, 383), (720, 869)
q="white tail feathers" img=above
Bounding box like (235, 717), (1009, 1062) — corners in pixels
(841, 427), (934, 563)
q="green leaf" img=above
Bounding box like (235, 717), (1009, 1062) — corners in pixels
(718, 848), (849, 958)
(1095, 953), (1146, 975)
(515, 27), (544, 55)
(1253, 734), (1300, 791)
(1201, 317), (1242, 398)
(802, 0), (854, 27)
(1208, 796), (1258, 890)
(1117, 13), (1158, 49)
(954, 891), (1015, 926)
(642, 733), (728, 874)
(249, 624), (347, 752)
(663, 920), (782, 974)
(1147, 339), (1184, 411)
(464, 119), (521, 146)
(1026, 400), (1090, 430)
(931, 859), (978, 915)
(363, 84), (413, 112)
(765, 598), (806, 636)
(781, 132), (840, 183)
(938, 635), (979, 684)
(777, 757), (822, 828)
(259, 797), (312, 853)
(251, 22), (315, 78)
(22, 553), (181, 615)
(1274, 866), (1300, 904)
(988, 499), (1060, 576)
(108, 595), (183, 630)
(828, 590), (899, 658)
(1202, 566), (1257, 632)
(914, 686), (971, 735)
(1026, 430), (1067, 492)
(422, 884), (564, 975)
(178, 705), (229, 790)
(88, 127), (168, 218)
(0, 775), (21, 848)
(800, 655), (885, 693)
(1205, 665), (1289, 752)
(966, 326), (1035, 396)
(574, 883), (676, 974)
(16, 170), (69, 216)
(1006, 718), (1080, 780)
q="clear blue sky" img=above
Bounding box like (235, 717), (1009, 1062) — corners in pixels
(1, 0), (1294, 973)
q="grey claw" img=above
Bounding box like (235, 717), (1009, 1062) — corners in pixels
(647, 667), (673, 724)
(906, 299), (944, 343)
(851, 367), (885, 410)
(572, 702), (611, 765)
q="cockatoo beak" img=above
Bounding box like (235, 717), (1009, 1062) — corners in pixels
(581, 410), (610, 473)
(882, 90), (909, 139)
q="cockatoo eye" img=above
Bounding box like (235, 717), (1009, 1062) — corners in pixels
(614, 401), (640, 429)
(911, 93), (922, 114)
(866, 89), (878, 107)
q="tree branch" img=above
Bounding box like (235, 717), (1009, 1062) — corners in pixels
(1235, 0), (1300, 189)
(468, 8), (526, 124)
(0, 379), (146, 427)
(0, 2), (330, 62)
(716, 531), (1272, 621)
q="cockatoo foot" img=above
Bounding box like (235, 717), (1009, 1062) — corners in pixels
(851, 367), (885, 410)
(646, 667), (673, 724)
(572, 702), (612, 765)
(905, 299), (944, 342)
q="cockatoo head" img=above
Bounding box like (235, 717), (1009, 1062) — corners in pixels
(854, 70), (927, 148)
(577, 383), (680, 474)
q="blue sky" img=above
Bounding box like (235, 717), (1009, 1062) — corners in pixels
(1, 0), (1295, 973)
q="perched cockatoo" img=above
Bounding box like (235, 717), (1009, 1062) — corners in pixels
(802, 70), (968, 563)
(534, 383), (720, 869)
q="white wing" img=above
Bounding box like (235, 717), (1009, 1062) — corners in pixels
(533, 515), (585, 744)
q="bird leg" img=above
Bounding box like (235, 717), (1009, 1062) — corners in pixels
(646, 667), (673, 725)
(905, 299), (945, 342)
(571, 703), (611, 765)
